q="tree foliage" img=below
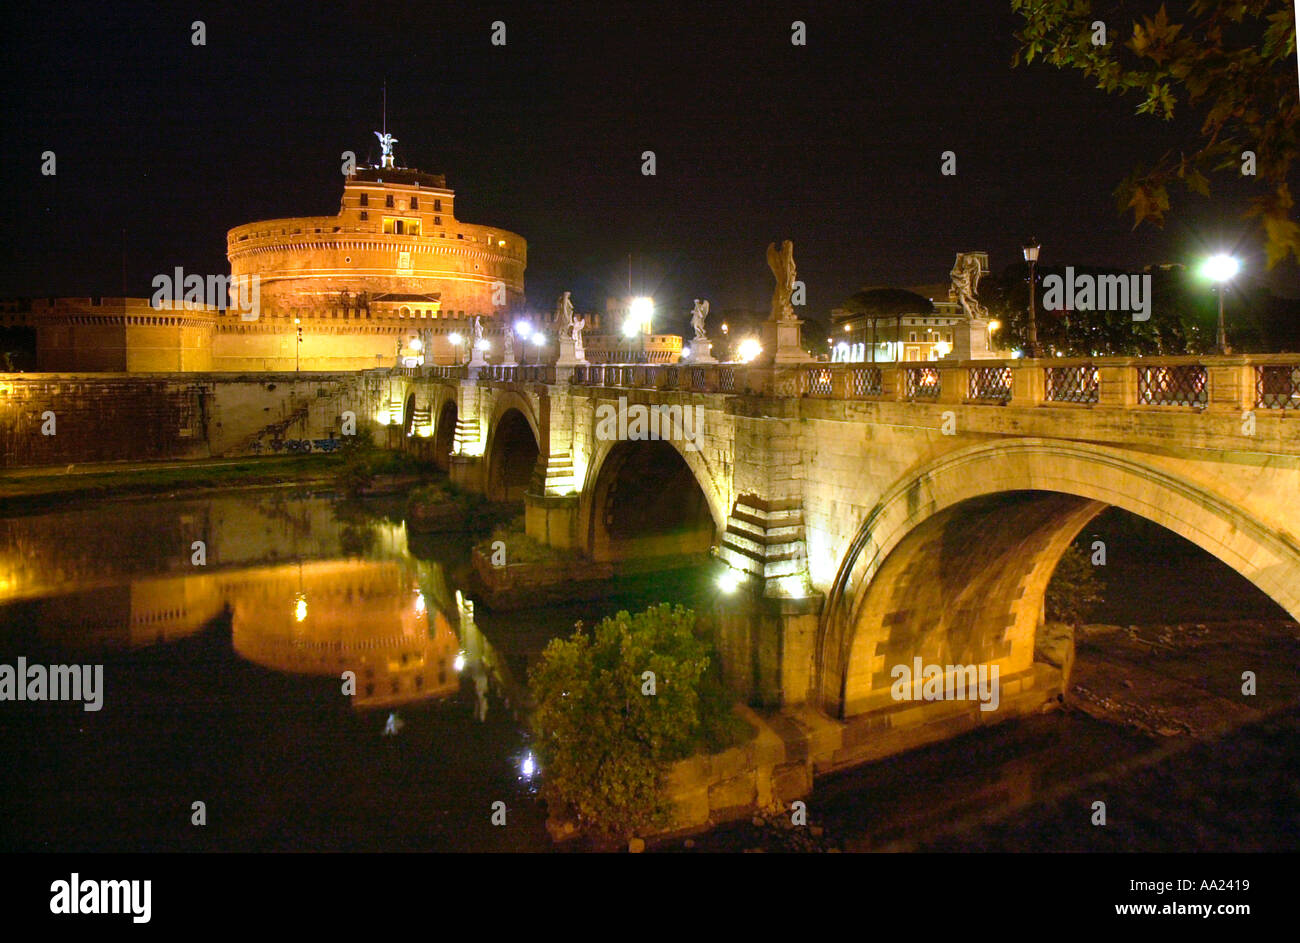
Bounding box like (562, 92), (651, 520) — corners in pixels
(1012, 0), (1299, 267)
(336, 432), (377, 498)
(528, 604), (733, 838)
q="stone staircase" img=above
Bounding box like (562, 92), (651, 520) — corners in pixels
(718, 494), (813, 595)
(224, 380), (354, 456)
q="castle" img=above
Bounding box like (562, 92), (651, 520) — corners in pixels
(1, 141), (527, 372)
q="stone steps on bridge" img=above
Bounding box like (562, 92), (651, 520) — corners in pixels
(720, 494), (809, 580)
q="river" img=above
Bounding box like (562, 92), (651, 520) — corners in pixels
(0, 488), (1294, 852)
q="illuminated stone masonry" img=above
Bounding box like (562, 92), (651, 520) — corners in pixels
(7, 150), (527, 374)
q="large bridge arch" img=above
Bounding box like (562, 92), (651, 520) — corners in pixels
(578, 431), (728, 564)
(818, 438), (1300, 718)
(484, 392), (541, 502)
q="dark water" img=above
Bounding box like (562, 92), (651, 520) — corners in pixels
(0, 490), (1293, 852)
(0, 487), (716, 852)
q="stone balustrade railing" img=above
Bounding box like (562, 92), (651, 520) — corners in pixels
(404, 355), (1300, 411)
(571, 363), (738, 393)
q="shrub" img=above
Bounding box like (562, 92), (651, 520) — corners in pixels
(335, 433), (377, 498)
(528, 604), (742, 838)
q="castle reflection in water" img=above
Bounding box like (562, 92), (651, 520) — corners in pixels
(5, 556), (503, 712)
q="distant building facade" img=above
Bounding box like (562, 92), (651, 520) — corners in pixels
(830, 253), (998, 363)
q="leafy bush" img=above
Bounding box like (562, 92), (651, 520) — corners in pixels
(336, 435), (377, 498)
(529, 604), (745, 838)
(1045, 542), (1104, 625)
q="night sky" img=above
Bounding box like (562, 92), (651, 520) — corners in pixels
(2, 0), (1296, 334)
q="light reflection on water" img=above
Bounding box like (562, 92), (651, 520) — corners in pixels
(0, 488), (553, 851)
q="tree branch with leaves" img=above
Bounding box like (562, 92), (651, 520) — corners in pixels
(1012, 0), (1299, 267)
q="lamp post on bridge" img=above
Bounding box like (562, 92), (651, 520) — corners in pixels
(1201, 254), (1239, 355)
(1022, 238), (1042, 359)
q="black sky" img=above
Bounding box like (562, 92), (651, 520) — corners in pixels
(2, 0), (1296, 335)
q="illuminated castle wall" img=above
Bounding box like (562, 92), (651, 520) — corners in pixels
(221, 165), (527, 371)
(5, 153), (528, 373)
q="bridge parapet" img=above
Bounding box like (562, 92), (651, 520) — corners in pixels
(781, 355), (1300, 413)
(427, 355), (1298, 416)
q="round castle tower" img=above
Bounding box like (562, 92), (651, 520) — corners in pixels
(220, 146), (527, 370)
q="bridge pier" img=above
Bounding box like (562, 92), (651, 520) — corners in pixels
(713, 593), (822, 708)
(524, 490), (580, 549)
(448, 454), (482, 492)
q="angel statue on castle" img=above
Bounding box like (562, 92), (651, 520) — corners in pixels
(375, 131), (398, 168)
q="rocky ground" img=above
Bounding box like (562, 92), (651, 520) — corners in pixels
(658, 616), (1300, 853)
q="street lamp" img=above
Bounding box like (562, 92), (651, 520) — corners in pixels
(1201, 254), (1239, 355)
(1022, 238), (1041, 358)
(531, 333), (544, 365)
(448, 332), (463, 365)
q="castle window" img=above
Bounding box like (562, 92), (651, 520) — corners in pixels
(395, 220), (404, 234)
(410, 196), (418, 209)
(359, 211), (368, 221)
(434, 199), (441, 211)
(359, 193), (368, 207)
(457, 233), (463, 239)
(434, 217), (441, 226)
(385, 194), (394, 208)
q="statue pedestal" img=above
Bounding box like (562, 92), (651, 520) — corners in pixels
(556, 336), (586, 367)
(503, 354), (518, 367)
(762, 318), (812, 365)
(685, 339), (717, 364)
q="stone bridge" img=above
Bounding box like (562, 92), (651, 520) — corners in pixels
(370, 355), (1300, 770)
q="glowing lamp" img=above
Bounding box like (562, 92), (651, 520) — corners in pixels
(737, 338), (763, 363)
(1201, 254), (1239, 282)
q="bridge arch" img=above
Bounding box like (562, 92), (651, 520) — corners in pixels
(432, 397), (457, 471)
(579, 431), (727, 563)
(484, 393), (541, 502)
(818, 438), (1300, 718)
(401, 393), (416, 438)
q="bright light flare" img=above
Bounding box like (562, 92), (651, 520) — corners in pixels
(716, 569), (742, 594)
(1201, 254), (1240, 282)
(737, 337), (762, 363)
